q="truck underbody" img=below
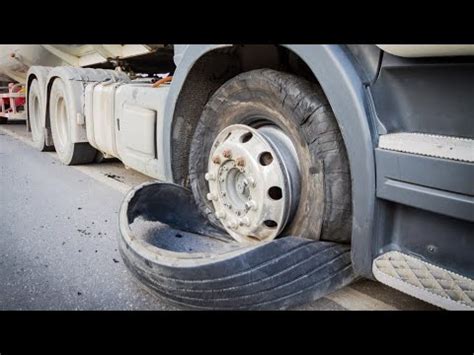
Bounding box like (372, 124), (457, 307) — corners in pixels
(2, 44), (472, 309)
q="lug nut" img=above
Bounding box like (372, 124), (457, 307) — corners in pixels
(205, 172), (215, 181)
(236, 157), (245, 167)
(223, 149), (232, 158)
(239, 217), (250, 226)
(212, 156), (221, 164)
(207, 193), (217, 201)
(245, 200), (258, 211)
(216, 211), (226, 219)
(228, 221), (238, 229)
(247, 176), (256, 187)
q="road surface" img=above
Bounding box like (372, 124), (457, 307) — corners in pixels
(0, 122), (438, 310)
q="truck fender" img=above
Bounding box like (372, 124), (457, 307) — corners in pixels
(164, 45), (377, 277)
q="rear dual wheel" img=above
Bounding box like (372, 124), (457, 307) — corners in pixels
(28, 79), (50, 151)
(49, 78), (96, 165)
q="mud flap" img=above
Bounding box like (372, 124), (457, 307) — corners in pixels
(118, 182), (355, 309)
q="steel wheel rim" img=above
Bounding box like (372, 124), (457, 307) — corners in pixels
(206, 123), (301, 243)
(29, 90), (41, 142)
(53, 95), (69, 153)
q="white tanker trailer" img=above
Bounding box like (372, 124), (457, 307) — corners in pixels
(0, 45), (160, 83)
(0, 44), (172, 122)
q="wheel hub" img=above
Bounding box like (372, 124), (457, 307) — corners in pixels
(206, 124), (301, 243)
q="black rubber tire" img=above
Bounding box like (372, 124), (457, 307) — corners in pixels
(189, 69), (352, 243)
(28, 79), (45, 150)
(94, 151), (106, 163)
(67, 142), (98, 165)
(118, 182), (354, 310)
(119, 182), (355, 309)
(122, 236), (352, 310)
(49, 78), (97, 165)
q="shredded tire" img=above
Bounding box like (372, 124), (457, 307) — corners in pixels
(118, 182), (355, 310)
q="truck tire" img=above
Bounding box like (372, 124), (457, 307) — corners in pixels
(123, 234), (352, 310)
(189, 69), (352, 243)
(49, 78), (96, 165)
(26, 66), (53, 150)
(118, 182), (354, 310)
(28, 79), (48, 151)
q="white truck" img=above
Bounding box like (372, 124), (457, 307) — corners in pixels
(0, 44), (172, 123)
(1, 44), (473, 310)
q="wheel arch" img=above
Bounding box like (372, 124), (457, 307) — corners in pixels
(165, 44), (377, 276)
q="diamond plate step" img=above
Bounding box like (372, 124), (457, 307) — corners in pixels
(373, 251), (474, 310)
(378, 133), (474, 162)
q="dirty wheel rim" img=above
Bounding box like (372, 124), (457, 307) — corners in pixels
(29, 92), (41, 143)
(53, 95), (69, 153)
(206, 124), (301, 243)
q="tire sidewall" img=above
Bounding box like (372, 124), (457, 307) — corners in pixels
(28, 79), (45, 151)
(49, 78), (74, 164)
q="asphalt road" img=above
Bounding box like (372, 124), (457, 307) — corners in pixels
(0, 122), (438, 310)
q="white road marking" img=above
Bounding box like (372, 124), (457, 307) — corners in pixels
(325, 286), (398, 310)
(0, 125), (35, 147)
(0, 125), (152, 195)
